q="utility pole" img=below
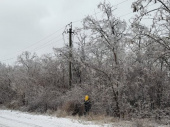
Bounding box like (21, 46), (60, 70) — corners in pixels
(68, 23), (73, 88)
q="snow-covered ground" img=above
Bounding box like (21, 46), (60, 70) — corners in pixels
(0, 109), (105, 127)
(0, 109), (168, 127)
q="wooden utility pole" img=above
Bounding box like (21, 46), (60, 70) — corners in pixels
(68, 23), (73, 88)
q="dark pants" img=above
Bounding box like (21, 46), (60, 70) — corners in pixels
(84, 100), (91, 115)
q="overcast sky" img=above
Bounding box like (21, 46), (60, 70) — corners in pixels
(0, 0), (137, 65)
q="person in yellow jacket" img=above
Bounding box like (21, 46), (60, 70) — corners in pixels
(84, 95), (91, 115)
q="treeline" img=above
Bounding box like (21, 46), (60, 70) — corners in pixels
(0, 0), (170, 121)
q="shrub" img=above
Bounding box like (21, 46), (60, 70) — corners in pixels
(62, 100), (84, 116)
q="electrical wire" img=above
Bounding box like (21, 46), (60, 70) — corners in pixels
(30, 38), (63, 52)
(0, 0), (140, 63)
(0, 26), (65, 60)
(30, 34), (63, 52)
(0, 33), (64, 63)
(0, 37), (63, 62)
(72, 0), (130, 24)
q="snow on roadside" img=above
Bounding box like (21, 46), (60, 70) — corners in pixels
(0, 109), (168, 127)
(0, 109), (104, 127)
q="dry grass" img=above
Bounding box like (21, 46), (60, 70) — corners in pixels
(30, 99), (169, 127)
(61, 100), (84, 116)
(67, 112), (120, 125)
(54, 112), (168, 127)
(131, 119), (169, 127)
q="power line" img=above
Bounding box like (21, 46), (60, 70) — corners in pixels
(30, 38), (63, 52)
(0, 57), (16, 62)
(74, 10), (136, 31)
(71, 0), (135, 33)
(114, 0), (130, 6)
(29, 34), (63, 52)
(0, 0), (136, 64)
(75, 2), (157, 31)
(21, 26), (65, 50)
(0, 26), (65, 60)
(0, 31), (64, 62)
(0, 38), (63, 62)
(72, 0), (130, 24)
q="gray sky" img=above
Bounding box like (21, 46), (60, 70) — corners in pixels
(0, 0), (136, 65)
